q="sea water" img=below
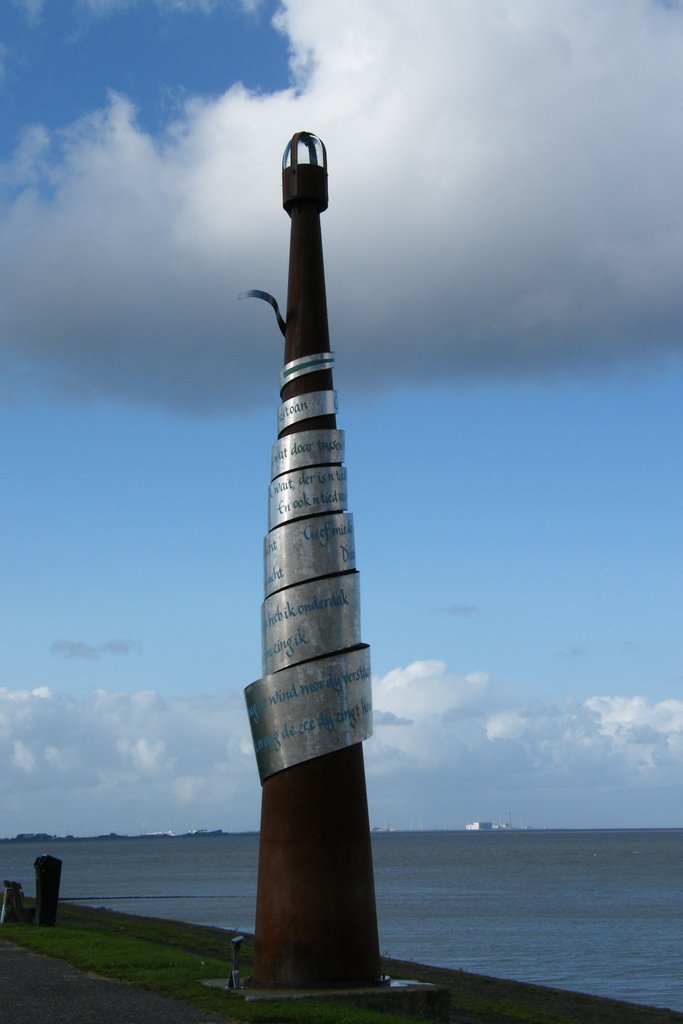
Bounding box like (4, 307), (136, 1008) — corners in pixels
(2, 829), (682, 1012)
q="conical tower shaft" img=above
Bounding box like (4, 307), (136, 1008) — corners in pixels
(245, 132), (380, 988)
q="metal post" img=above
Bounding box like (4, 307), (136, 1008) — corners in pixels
(244, 132), (380, 988)
(34, 856), (62, 927)
(228, 935), (244, 990)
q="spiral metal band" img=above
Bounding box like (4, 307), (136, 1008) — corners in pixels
(264, 512), (355, 597)
(268, 466), (347, 529)
(277, 390), (337, 433)
(280, 351), (335, 389)
(245, 356), (371, 779)
(245, 645), (372, 783)
(271, 429), (345, 477)
(262, 572), (361, 675)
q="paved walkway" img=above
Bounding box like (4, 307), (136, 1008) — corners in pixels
(0, 939), (227, 1024)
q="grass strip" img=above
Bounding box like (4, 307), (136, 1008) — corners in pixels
(3, 902), (683, 1024)
(2, 903), (422, 1024)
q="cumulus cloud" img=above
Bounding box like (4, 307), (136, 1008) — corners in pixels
(0, 685), (259, 834)
(367, 661), (683, 826)
(2, 0), (683, 412)
(585, 695), (683, 767)
(2, 663), (683, 835)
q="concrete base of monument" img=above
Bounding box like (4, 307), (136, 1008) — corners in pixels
(200, 976), (449, 1023)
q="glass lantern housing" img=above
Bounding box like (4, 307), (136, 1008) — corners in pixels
(282, 132), (326, 169)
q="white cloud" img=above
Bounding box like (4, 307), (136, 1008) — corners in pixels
(486, 710), (526, 741)
(367, 662), (683, 826)
(584, 695), (683, 770)
(2, 1), (683, 411)
(0, 685), (260, 835)
(369, 662), (491, 768)
(2, 666), (683, 834)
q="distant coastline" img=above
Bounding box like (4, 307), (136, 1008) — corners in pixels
(2, 826), (682, 843)
(0, 829), (259, 843)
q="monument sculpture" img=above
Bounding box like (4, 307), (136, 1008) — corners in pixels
(243, 132), (380, 988)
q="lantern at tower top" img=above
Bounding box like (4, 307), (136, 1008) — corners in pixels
(282, 131), (328, 213)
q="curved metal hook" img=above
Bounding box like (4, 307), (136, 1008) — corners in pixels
(239, 290), (286, 337)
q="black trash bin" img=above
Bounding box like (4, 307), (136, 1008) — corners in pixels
(34, 855), (62, 926)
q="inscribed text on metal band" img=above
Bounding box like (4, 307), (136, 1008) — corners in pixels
(268, 466), (347, 529)
(264, 512), (355, 596)
(245, 645), (372, 782)
(271, 429), (345, 478)
(277, 390), (337, 433)
(262, 572), (361, 675)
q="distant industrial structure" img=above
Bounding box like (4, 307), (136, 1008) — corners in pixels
(465, 820), (514, 831)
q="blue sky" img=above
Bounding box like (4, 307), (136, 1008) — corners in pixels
(2, 0), (683, 836)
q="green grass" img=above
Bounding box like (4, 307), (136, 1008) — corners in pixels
(1, 903), (422, 1024)
(3, 902), (683, 1024)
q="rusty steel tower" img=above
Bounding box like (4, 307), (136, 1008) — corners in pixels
(243, 132), (380, 988)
